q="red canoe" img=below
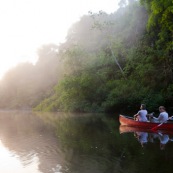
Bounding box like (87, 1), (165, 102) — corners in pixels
(119, 114), (173, 130)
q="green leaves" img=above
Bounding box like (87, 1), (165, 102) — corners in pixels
(35, 0), (173, 113)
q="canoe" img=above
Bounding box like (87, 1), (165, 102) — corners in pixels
(119, 114), (173, 130)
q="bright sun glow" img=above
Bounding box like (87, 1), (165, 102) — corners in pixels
(0, 0), (120, 79)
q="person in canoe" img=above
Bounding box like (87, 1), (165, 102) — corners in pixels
(150, 106), (168, 123)
(134, 104), (148, 122)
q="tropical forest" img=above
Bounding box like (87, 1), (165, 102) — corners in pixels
(0, 0), (173, 114)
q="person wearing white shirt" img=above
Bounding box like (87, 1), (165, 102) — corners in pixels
(134, 104), (148, 122)
(151, 106), (168, 123)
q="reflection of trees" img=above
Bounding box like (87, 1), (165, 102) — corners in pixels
(0, 111), (66, 173)
(36, 112), (125, 173)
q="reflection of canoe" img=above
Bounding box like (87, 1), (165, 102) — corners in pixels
(119, 114), (173, 130)
(119, 125), (151, 134)
(119, 125), (173, 135)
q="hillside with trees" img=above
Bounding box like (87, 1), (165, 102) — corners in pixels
(0, 0), (173, 113)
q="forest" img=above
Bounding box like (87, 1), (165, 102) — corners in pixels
(0, 0), (172, 113)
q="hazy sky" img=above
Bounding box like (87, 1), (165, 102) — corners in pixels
(0, 0), (120, 79)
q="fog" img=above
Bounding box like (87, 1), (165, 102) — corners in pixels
(0, 0), (149, 112)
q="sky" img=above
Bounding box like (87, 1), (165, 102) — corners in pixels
(0, 0), (120, 79)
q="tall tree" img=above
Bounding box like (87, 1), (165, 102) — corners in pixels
(140, 0), (173, 84)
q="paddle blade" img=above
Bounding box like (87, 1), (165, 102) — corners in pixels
(151, 117), (172, 131)
(151, 126), (158, 131)
(151, 122), (163, 131)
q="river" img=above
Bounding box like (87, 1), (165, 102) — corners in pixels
(0, 110), (173, 173)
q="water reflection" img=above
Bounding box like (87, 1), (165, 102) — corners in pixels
(2, 111), (173, 173)
(119, 125), (173, 150)
(0, 140), (40, 173)
(35, 112), (119, 173)
(0, 110), (66, 173)
(0, 111), (119, 173)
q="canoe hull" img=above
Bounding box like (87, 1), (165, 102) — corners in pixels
(119, 114), (173, 130)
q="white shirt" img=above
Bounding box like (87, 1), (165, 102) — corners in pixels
(137, 110), (148, 122)
(154, 112), (168, 123)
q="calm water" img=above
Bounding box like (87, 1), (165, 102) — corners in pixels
(0, 111), (173, 173)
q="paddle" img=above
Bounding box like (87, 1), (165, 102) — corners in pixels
(151, 116), (173, 131)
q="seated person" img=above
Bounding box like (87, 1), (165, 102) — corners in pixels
(134, 104), (148, 122)
(150, 106), (168, 123)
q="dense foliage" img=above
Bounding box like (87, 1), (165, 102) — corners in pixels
(35, 0), (173, 113)
(0, 0), (173, 113)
